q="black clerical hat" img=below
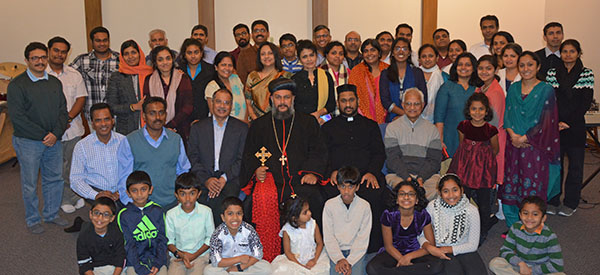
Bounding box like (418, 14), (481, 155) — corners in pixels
(268, 77), (297, 95)
(336, 84), (357, 96)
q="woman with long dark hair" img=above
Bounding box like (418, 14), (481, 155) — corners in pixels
(144, 46), (194, 139)
(379, 37), (428, 122)
(205, 51), (247, 121)
(178, 38), (215, 121)
(546, 39), (594, 216)
(106, 40), (153, 135)
(434, 52), (479, 157)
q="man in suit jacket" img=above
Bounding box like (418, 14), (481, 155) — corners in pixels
(187, 88), (248, 224)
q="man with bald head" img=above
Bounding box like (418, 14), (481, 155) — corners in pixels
(384, 88), (442, 200)
(146, 29), (178, 66)
(343, 31), (362, 69)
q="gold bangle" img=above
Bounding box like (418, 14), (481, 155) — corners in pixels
(130, 104), (135, 112)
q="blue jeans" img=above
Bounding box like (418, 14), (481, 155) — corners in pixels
(330, 249), (366, 275)
(12, 136), (64, 227)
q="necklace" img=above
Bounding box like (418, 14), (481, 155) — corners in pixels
(271, 113), (295, 166)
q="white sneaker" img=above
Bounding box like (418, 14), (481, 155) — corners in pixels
(61, 204), (76, 214)
(74, 198), (85, 209)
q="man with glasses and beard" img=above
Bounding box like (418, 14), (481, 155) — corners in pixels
(237, 20), (270, 85)
(230, 23), (251, 66)
(240, 78), (327, 261)
(321, 84), (389, 260)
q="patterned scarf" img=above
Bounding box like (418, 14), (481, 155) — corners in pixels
(432, 194), (469, 244)
(148, 69), (183, 123)
(321, 62), (348, 87)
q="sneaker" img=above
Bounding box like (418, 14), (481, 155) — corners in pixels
(46, 217), (69, 227)
(546, 205), (558, 215)
(64, 216), (84, 233)
(74, 198), (85, 209)
(61, 204), (76, 214)
(558, 206), (577, 217)
(28, 223), (45, 234)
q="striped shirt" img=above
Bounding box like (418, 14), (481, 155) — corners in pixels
(282, 57), (303, 74)
(500, 221), (564, 274)
(70, 131), (125, 200)
(70, 50), (120, 120)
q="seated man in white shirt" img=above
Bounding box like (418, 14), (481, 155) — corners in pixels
(470, 15), (499, 59)
(67, 103), (125, 232)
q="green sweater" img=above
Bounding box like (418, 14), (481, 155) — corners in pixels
(7, 72), (68, 140)
(500, 221), (564, 274)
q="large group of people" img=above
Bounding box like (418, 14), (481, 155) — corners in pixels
(6, 14), (594, 275)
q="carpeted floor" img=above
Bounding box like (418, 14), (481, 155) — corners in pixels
(1, 150), (600, 274)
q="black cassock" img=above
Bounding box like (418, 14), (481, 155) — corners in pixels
(241, 112), (328, 226)
(322, 113), (392, 253)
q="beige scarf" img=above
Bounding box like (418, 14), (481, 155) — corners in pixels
(148, 69), (183, 123)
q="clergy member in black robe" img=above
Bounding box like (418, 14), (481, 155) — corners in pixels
(240, 78), (328, 261)
(322, 84), (390, 254)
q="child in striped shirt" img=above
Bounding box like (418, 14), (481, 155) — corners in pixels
(489, 196), (564, 275)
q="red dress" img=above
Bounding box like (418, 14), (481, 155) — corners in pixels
(449, 120), (498, 189)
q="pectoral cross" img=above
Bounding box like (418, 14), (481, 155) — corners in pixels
(255, 147), (271, 166)
(279, 154), (287, 166)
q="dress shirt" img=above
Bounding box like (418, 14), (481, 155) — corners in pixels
(209, 221), (264, 266)
(166, 202), (215, 255)
(213, 117), (228, 179)
(545, 47), (560, 58)
(117, 127), (191, 204)
(469, 41), (491, 59)
(46, 66), (88, 141)
(26, 69), (48, 81)
(204, 46), (217, 64)
(70, 50), (120, 119)
(70, 131), (125, 200)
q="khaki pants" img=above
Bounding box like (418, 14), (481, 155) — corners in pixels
(168, 254), (209, 275)
(489, 257), (565, 275)
(91, 265), (119, 275)
(125, 265), (168, 275)
(203, 259), (272, 275)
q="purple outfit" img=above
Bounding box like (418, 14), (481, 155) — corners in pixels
(379, 209), (431, 255)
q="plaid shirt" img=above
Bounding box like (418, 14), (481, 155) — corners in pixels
(70, 50), (120, 119)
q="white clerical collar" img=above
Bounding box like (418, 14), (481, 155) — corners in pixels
(545, 47), (560, 58)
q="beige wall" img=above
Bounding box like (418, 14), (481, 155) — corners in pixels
(329, 0), (422, 49)
(1, 0), (597, 100)
(102, 0), (198, 57)
(214, 0), (311, 51)
(546, 0), (600, 99)
(0, 0), (87, 65)
(438, 0), (546, 51)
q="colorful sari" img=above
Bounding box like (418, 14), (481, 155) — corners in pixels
(245, 70), (291, 118)
(349, 62), (389, 123)
(501, 81), (560, 226)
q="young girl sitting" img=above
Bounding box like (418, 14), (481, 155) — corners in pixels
(271, 196), (330, 275)
(423, 174), (487, 274)
(366, 179), (443, 275)
(448, 92), (499, 244)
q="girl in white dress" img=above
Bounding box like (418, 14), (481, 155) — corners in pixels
(271, 196), (330, 275)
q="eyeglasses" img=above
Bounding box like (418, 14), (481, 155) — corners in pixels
(315, 34), (330, 39)
(234, 31), (248, 38)
(398, 192), (417, 198)
(281, 43), (295, 49)
(91, 210), (113, 219)
(253, 28), (267, 33)
(346, 38), (360, 43)
(29, 56), (48, 62)
(394, 46), (409, 52)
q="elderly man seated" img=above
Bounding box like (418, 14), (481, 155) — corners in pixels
(384, 88), (442, 200)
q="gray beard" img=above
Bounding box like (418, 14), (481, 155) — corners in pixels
(273, 105), (295, 120)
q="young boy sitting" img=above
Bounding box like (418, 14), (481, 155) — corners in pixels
(323, 166), (372, 275)
(203, 197), (272, 275)
(489, 196), (565, 275)
(117, 171), (168, 275)
(166, 172), (215, 275)
(77, 197), (126, 275)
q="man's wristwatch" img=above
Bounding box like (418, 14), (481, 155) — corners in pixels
(236, 263), (243, 272)
(173, 250), (180, 259)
